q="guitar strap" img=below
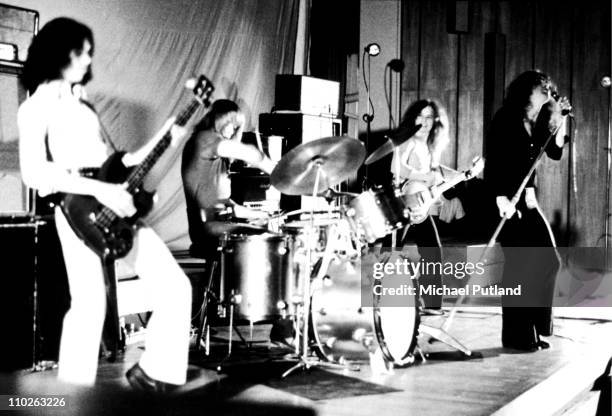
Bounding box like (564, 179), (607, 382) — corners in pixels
(38, 129), (64, 211)
(44, 130), (53, 162)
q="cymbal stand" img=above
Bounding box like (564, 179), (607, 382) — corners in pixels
(282, 162), (357, 377)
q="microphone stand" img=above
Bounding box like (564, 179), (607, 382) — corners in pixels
(362, 50), (375, 191)
(604, 84), (611, 271)
(387, 64), (401, 247)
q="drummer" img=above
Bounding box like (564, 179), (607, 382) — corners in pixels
(181, 99), (275, 258)
(391, 99), (464, 310)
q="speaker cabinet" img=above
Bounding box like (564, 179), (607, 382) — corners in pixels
(0, 220), (38, 370)
(274, 75), (340, 116)
(0, 218), (69, 371)
(259, 112), (341, 152)
(0, 63), (34, 217)
(0, 4), (38, 62)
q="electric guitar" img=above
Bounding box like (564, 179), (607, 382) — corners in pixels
(401, 156), (484, 224)
(61, 75), (214, 260)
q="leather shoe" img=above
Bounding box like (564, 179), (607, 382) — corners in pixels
(126, 363), (179, 394)
(503, 339), (550, 352)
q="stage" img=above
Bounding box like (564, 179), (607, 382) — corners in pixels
(4, 307), (610, 416)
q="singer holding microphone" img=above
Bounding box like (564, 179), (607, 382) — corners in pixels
(484, 70), (572, 351)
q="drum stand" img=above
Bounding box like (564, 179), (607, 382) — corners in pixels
(196, 260), (218, 354)
(414, 219), (472, 357)
(282, 163), (359, 378)
(215, 292), (255, 372)
(194, 253), (255, 371)
(417, 323), (471, 356)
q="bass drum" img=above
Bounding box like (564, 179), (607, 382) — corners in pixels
(310, 268), (420, 365)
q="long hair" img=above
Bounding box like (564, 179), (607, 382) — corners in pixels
(398, 99), (449, 162)
(503, 70), (556, 115)
(21, 17), (94, 94)
(194, 99), (242, 133)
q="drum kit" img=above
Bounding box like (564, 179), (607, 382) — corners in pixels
(204, 134), (473, 375)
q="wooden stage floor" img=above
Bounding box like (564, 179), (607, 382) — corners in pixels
(3, 307), (611, 416)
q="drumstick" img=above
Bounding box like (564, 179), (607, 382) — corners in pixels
(254, 130), (265, 153)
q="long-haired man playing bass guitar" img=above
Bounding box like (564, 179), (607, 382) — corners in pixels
(19, 17), (199, 393)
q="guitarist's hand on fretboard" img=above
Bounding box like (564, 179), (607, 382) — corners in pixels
(169, 124), (190, 148)
(121, 118), (189, 167)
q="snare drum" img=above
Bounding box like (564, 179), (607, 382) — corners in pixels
(346, 186), (408, 243)
(220, 233), (295, 321)
(310, 262), (419, 365)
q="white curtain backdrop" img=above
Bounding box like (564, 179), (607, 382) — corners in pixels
(4, 0), (298, 249)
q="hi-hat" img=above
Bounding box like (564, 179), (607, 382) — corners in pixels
(271, 136), (365, 196)
(365, 123), (422, 165)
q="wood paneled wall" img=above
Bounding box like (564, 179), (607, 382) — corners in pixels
(400, 0), (611, 247)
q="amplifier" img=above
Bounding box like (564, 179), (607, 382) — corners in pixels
(229, 164), (270, 204)
(229, 131), (280, 206)
(259, 112), (341, 152)
(274, 75), (340, 116)
(0, 217), (69, 370)
(0, 4), (39, 62)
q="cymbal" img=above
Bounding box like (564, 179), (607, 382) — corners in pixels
(364, 123), (422, 165)
(271, 136), (365, 196)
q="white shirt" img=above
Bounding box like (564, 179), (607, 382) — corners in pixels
(18, 80), (109, 196)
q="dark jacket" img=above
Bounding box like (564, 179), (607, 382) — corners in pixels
(484, 104), (563, 200)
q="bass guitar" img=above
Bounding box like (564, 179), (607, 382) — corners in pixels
(61, 75), (214, 260)
(401, 156), (484, 224)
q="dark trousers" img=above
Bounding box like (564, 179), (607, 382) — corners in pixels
(402, 216), (443, 309)
(498, 203), (559, 346)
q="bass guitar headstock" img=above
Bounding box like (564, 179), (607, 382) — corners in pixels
(186, 75), (215, 107)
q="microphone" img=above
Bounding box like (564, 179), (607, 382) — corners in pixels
(601, 76), (611, 88)
(388, 59), (405, 72)
(551, 91), (573, 117)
